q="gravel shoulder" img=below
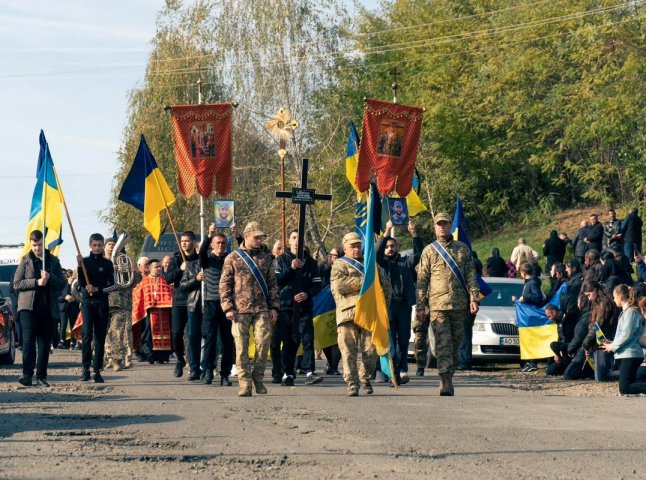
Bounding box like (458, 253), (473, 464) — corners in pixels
(0, 350), (643, 479)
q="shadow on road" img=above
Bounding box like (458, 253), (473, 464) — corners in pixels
(0, 412), (182, 438)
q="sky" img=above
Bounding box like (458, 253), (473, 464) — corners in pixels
(0, 0), (377, 268)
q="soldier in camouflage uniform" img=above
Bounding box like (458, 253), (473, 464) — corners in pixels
(220, 221), (279, 397)
(416, 213), (480, 396)
(330, 232), (392, 397)
(105, 238), (135, 372)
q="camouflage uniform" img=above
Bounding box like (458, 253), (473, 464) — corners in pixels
(412, 314), (430, 369)
(220, 243), (279, 395)
(107, 278), (134, 368)
(330, 251), (391, 394)
(416, 238), (479, 377)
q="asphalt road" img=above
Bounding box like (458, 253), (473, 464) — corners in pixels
(0, 350), (644, 479)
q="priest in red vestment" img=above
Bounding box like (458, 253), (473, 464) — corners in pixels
(132, 258), (173, 363)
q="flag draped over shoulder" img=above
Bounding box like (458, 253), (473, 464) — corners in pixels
(118, 134), (175, 244)
(355, 98), (424, 197)
(515, 283), (567, 359)
(354, 183), (390, 356)
(451, 198), (491, 298)
(312, 286), (338, 349)
(21, 130), (64, 257)
(170, 103), (233, 198)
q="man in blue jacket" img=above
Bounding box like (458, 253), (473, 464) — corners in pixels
(376, 220), (423, 384)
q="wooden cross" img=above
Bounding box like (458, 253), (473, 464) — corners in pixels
(275, 158), (332, 261)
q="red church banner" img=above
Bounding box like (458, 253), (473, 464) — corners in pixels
(355, 98), (424, 197)
(170, 103), (233, 198)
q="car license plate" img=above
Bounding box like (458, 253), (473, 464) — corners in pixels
(500, 337), (519, 346)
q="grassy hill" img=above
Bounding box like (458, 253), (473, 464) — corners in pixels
(471, 205), (616, 264)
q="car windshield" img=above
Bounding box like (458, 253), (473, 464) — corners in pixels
(480, 282), (524, 307)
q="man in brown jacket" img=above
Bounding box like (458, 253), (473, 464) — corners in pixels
(330, 232), (392, 397)
(219, 221), (279, 397)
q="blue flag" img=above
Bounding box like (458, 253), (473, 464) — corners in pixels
(451, 197), (492, 297)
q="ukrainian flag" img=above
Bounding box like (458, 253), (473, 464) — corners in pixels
(515, 283), (567, 359)
(21, 131), (64, 257)
(118, 134), (175, 244)
(451, 197), (492, 297)
(354, 183), (390, 356)
(312, 286), (338, 350)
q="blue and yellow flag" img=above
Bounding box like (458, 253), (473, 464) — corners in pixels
(515, 283), (567, 359)
(354, 183), (390, 356)
(119, 134), (175, 244)
(22, 130), (64, 257)
(451, 197), (491, 297)
(312, 286), (338, 349)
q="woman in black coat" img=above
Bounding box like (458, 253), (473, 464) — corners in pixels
(484, 248), (508, 277)
(543, 230), (566, 273)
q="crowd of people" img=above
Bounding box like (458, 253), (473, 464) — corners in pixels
(8, 207), (646, 396)
(482, 208), (646, 393)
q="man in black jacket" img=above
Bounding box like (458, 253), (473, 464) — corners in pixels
(572, 220), (589, 263)
(621, 207), (643, 260)
(77, 233), (117, 383)
(560, 258), (583, 341)
(376, 220), (423, 382)
(275, 230), (323, 386)
(13, 230), (66, 386)
(197, 224), (234, 386)
(165, 231), (200, 380)
(584, 214), (603, 252)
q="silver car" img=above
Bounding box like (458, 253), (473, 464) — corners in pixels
(408, 277), (524, 365)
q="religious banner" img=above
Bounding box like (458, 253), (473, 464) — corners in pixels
(355, 98), (424, 197)
(170, 103), (234, 198)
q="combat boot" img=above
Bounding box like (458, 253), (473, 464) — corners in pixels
(446, 373), (455, 396)
(361, 382), (374, 395)
(347, 385), (359, 397)
(439, 373), (453, 396)
(253, 380), (268, 394)
(238, 385), (252, 397)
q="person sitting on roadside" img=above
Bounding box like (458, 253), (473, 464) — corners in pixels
(563, 295), (595, 380)
(581, 280), (618, 382)
(545, 304), (569, 376)
(582, 249), (603, 283)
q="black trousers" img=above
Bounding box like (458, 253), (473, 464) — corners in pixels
(323, 345), (341, 371)
(20, 309), (53, 379)
(271, 322), (282, 379)
(618, 357), (646, 395)
(278, 309), (315, 376)
(202, 300), (233, 376)
(563, 349), (594, 380)
(81, 301), (109, 372)
(59, 303), (79, 346)
(171, 305), (189, 363)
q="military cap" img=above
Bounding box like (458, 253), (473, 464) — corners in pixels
(342, 232), (362, 246)
(434, 212), (451, 224)
(242, 221), (266, 237)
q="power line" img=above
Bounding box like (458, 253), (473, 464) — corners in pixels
(1, 0), (641, 80)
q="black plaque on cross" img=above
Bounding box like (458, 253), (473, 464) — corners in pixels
(275, 158), (332, 261)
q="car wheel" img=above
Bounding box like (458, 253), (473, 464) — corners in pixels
(0, 324), (15, 365)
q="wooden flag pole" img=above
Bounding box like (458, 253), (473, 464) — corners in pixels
(150, 168), (186, 263)
(388, 350), (399, 390)
(52, 166), (91, 288)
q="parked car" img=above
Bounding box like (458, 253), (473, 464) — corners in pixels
(408, 277), (524, 365)
(0, 281), (16, 365)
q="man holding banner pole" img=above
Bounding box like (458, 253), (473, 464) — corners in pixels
(416, 213), (480, 396)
